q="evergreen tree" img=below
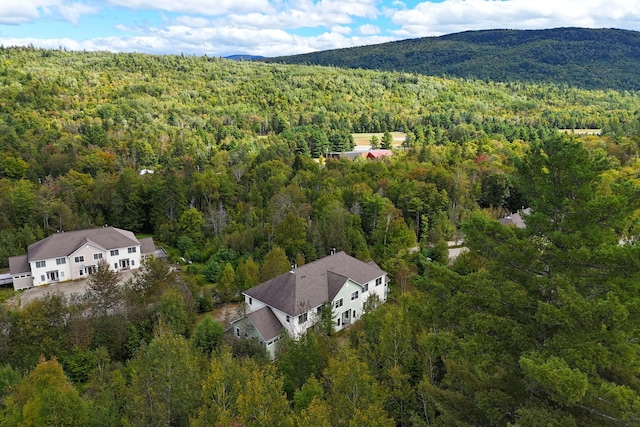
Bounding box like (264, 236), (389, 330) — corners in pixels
(85, 260), (121, 317)
(381, 131), (393, 149)
(370, 135), (380, 149)
(191, 316), (225, 355)
(416, 134), (640, 425)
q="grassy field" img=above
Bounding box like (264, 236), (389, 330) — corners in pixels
(559, 129), (602, 135)
(352, 132), (406, 147)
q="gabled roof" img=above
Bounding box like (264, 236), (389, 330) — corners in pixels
(366, 149), (393, 159)
(69, 238), (104, 256)
(499, 208), (531, 229)
(244, 251), (386, 316)
(247, 307), (284, 342)
(8, 255), (29, 275)
(27, 227), (140, 262)
(139, 237), (156, 255)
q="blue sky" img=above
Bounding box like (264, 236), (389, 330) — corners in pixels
(1, 0), (639, 57)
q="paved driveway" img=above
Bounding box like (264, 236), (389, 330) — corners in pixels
(16, 269), (136, 308)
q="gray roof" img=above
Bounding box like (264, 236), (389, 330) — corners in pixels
(27, 227), (140, 262)
(138, 237), (156, 255)
(245, 251), (386, 316)
(9, 255), (29, 275)
(499, 208), (531, 229)
(247, 307), (283, 342)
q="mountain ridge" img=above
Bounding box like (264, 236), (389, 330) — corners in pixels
(263, 27), (640, 91)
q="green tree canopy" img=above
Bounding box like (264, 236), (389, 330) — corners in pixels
(3, 357), (90, 427)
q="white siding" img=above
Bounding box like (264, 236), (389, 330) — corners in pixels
(12, 274), (32, 290)
(271, 306), (297, 337)
(245, 294), (268, 313)
(30, 243), (143, 286)
(69, 243), (105, 280)
(366, 274), (388, 304)
(106, 245), (141, 272)
(31, 257), (71, 286)
(332, 279), (365, 332)
(244, 294), (301, 338)
(239, 269), (389, 357)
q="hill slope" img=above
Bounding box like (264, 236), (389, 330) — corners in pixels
(264, 28), (640, 91)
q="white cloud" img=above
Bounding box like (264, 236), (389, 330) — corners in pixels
(172, 15), (211, 28)
(215, 0), (379, 30)
(114, 23), (143, 33)
(58, 3), (99, 25)
(3, 0), (640, 58)
(0, 0), (99, 25)
(103, 0), (378, 28)
(0, 0), (59, 25)
(104, 0), (272, 16)
(0, 25), (394, 57)
(392, 0), (640, 37)
(359, 23), (379, 34)
(331, 25), (352, 34)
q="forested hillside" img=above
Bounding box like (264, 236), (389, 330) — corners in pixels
(265, 27), (640, 91)
(0, 46), (640, 426)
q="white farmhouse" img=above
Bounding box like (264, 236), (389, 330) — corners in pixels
(8, 227), (156, 291)
(232, 251), (388, 358)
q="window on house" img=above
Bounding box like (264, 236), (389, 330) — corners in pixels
(249, 297), (253, 305)
(110, 249), (119, 256)
(94, 253), (103, 260)
(376, 277), (382, 286)
(363, 283), (368, 293)
(74, 256), (84, 263)
(317, 306), (323, 314)
(236, 328), (240, 337)
(298, 313), (308, 323)
(353, 310), (356, 318)
(36, 261), (46, 268)
(60, 272), (65, 278)
(335, 298), (343, 308)
(131, 260), (135, 266)
(79, 270), (83, 276)
(351, 291), (359, 300)
(41, 275), (45, 281)
(286, 315), (290, 323)
(56, 258), (66, 265)
(128, 247), (137, 253)
(114, 263), (118, 269)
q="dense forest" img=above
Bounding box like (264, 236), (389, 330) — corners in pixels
(265, 27), (640, 91)
(0, 46), (640, 426)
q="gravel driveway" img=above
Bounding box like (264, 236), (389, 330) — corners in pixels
(16, 269), (136, 308)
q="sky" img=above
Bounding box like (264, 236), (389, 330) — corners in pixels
(1, 0), (639, 57)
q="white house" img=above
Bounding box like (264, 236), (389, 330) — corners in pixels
(231, 251), (388, 358)
(8, 227), (156, 291)
(499, 207), (531, 229)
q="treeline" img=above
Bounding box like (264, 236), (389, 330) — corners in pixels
(2, 136), (640, 425)
(265, 27), (640, 91)
(0, 47), (639, 425)
(1, 46), (640, 268)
